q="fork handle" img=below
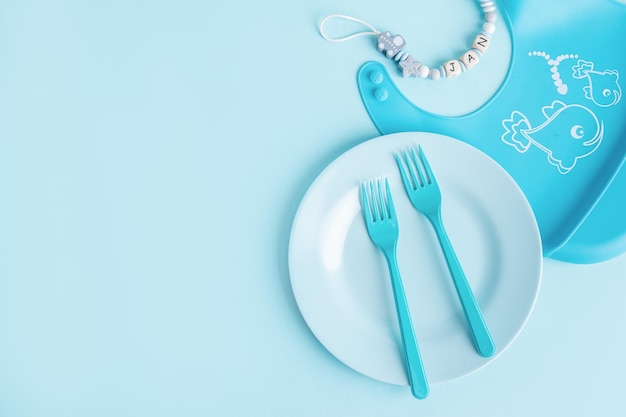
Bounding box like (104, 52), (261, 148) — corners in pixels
(383, 249), (429, 400)
(429, 214), (496, 358)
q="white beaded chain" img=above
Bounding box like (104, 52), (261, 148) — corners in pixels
(319, 1), (497, 80)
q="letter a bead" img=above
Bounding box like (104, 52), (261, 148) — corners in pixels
(461, 50), (480, 69)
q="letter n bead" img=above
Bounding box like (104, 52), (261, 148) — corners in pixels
(472, 34), (490, 53)
(461, 50), (480, 69)
(444, 60), (462, 78)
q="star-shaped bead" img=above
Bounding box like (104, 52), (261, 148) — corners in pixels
(399, 55), (421, 78)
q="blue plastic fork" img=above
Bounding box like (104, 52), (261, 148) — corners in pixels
(395, 146), (496, 358)
(360, 178), (429, 400)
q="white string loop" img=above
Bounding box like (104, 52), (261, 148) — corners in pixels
(318, 14), (381, 42)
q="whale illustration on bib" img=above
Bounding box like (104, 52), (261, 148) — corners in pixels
(501, 100), (604, 174)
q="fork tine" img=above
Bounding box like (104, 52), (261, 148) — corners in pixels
(360, 181), (373, 223)
(384, 178), (396, 219)
(409, 147), (428, 187)
(395, 153), (413, 191)
(396, 151), (416, 189)
(416, 145), (436, 185)
(369, 180), (381, 221)
(376, 178), (389, 219)
(402, 150), (422, 189)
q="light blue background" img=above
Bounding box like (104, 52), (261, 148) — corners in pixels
(1, 1), (625, 416)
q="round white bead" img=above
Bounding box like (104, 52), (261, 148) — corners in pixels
(485, 12), (497, 22)
(483, 22), (496, 34)
(418, 65), (430, 78)
(483, 5), (496, 13)
(429, 68), (441, 80)
(481, 1), (494, 6)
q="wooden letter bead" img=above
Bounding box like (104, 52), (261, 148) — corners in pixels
(460, 50), (480, 69)
(472, 34), (490, 53)
(444, 59), (462, 78)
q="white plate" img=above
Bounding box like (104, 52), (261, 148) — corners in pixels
(288, 132), (543, 385)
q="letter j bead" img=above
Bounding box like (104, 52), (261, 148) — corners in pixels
(444, 59), (462, 78)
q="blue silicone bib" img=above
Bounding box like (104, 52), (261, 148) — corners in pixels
(357, 0), (626, 263)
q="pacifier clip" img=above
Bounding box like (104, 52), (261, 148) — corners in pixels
(319, 1), (497, 80)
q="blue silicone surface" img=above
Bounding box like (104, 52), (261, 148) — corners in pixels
(357, 0), (626, 263)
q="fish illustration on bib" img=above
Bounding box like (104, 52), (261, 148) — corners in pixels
(572, 60), (622, 108)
